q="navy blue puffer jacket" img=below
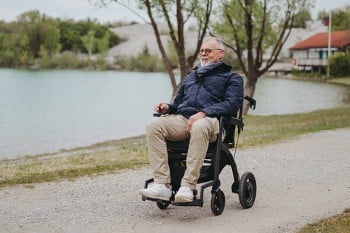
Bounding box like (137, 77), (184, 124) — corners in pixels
(168, 62), (244, 118)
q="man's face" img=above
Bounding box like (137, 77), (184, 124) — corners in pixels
(199, 40), (224, 66)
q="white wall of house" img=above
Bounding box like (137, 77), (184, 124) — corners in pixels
(292, 48), (339, 67)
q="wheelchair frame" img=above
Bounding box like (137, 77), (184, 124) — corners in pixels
(142, 96), (257, 216)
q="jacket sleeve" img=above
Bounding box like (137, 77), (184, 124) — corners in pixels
(201, 73), (244, 117)
(167, 82), (185, 114)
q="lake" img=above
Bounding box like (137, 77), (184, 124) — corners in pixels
(0, 68), (349, 159)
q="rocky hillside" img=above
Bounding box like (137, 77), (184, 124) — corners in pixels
(108, 23), (198, 58)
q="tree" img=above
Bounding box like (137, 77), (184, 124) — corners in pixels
(331, 6), (350, 31)
(16, 10), (60, 58)
(317, 5), (350, 31)
(317, 10), (328, 21)
(213, 0), (312, 113)
(58, 19), (120, 53)
(97, 0), (213, 96)
(81, 30), (96, 57)
(293, 8), (312, 28)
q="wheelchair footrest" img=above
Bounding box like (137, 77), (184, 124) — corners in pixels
(142, 196), (203, 207)
(172, 199), (203, 207)
(142, 196), (171, 202)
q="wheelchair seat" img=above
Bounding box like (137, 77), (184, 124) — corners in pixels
(166, 139), (217, 157)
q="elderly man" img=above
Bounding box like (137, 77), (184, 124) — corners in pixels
(139, 37), (244, 203)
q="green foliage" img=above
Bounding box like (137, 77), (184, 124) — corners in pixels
(293, 8), (312, 28)
(0, 29), (34, 67)
(81, 30), (97, 56)
(0, 10), (121, 69)
(39, 52), (114, 70)
(331, 6), (350, 31)
(58, 19), (120, 54)
(16, 10), (60, 57)
(317, 10), (328, 21)
(317, 5), (350, 31)
(39, 52), (82, 69)
(329, 53), (350, 77)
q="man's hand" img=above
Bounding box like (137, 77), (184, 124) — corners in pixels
(186, 111), (206, 132)
(154, 102), (169, 114)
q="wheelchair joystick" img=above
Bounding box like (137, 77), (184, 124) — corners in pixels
(153, 112), (162, 117)
(153, 106), (162, 117)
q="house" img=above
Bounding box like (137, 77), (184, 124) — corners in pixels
(289, 30), (350, 71)
(278, 20), (328, 59)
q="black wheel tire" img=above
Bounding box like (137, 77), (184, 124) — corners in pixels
(211, 189), (225, 216)
(238, 172), (257, 209)
(156, 200), (170, 210)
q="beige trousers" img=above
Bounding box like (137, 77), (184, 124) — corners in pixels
(145, 114), (219, 190)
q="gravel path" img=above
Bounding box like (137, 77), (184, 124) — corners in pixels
(1, 128), (350, 233)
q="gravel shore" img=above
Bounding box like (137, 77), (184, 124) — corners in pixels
(1, 128), (350, 233)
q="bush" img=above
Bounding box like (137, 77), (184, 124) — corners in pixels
(329, 53), (350, 77)
(38, 52), (114, 70)
(114, 47), (166, 72)
(39, 52), (81, 69)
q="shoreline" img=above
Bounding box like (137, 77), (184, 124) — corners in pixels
(0, 134), (147, 162)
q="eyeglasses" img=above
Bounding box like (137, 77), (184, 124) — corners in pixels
(199, 48), (223, 54)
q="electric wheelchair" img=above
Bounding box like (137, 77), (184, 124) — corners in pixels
(141, 96), (257, 216)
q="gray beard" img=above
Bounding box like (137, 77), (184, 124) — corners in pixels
(200, 60), (214, 67)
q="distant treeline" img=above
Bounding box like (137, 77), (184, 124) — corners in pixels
(0, 10), (121, 68)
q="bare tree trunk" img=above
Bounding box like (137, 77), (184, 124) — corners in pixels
(243, 78), (256, 114)
(144, 0), (178, 95)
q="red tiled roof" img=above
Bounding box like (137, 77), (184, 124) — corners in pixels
(290, 30), (350, 50)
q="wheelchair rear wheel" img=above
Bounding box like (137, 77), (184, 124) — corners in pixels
(238, 172), (256, 209)
(211, 189), (225, 216)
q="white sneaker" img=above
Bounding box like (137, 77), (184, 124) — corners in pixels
(139, 183), (172, 201)
(175, 187), (194, 203)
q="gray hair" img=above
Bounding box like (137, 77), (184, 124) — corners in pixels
(203, 37), (225, 51)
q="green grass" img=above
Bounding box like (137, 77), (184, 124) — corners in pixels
(241, 106), (350, 148)
(328, 77), (350, 86)
(0, 136), (149, 187)
(297, 208), (350, 233)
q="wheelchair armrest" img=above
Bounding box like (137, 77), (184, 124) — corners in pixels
(220, 116), (244, 148)
(226, 117), (243, 131)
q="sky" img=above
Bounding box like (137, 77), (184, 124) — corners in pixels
(0, 0), (349, 23)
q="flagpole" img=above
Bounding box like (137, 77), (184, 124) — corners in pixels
(327, 11), (332, 78)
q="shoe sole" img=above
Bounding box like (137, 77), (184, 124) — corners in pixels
(139, 190), (171, 201)
(174, 195), (193, 203)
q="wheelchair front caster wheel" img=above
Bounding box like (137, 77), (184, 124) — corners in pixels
(156, 200), (170, 209)
(239, 172), (256, 209)
(211, 189), (225, 216)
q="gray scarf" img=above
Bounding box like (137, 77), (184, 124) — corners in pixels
(196, 62), (223, 78)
